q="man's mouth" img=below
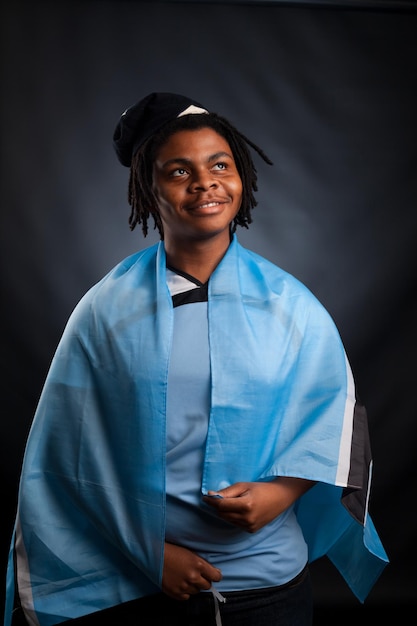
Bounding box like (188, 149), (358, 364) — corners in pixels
(196, 201), (221, 209)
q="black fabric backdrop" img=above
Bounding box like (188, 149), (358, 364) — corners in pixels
(1, 0), (416, 622)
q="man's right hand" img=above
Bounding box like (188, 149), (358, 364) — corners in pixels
(162, 542), (222, 600)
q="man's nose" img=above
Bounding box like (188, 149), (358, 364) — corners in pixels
(189, 171), (218, 191)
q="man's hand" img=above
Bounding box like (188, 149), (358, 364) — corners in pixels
(162, 542), (222, 600)
(203, 477), (315, 533)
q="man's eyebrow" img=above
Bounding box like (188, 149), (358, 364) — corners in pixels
(207, 151), (234, 162)
(160, 157), (192, 168)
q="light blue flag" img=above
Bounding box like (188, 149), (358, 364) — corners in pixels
(4, 237), (388, 626)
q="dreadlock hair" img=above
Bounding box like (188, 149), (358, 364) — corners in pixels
(127, 112), (273, 239)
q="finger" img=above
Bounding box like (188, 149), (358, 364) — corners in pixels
(200, 565), (222, 584)
(178, 592), (191, 601)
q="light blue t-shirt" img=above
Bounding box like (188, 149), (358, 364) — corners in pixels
(165, 268), (308, 591)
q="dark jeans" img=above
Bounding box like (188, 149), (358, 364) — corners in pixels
(161, 566), (314, 626)
(13, 566), (312, 626)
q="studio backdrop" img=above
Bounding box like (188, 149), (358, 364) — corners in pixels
(1, 0), (416, 620)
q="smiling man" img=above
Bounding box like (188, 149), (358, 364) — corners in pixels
(4, 92), (388, 626)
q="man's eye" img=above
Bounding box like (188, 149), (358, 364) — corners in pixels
(171, 168), (187, 177)
(213, 162), (227, 170)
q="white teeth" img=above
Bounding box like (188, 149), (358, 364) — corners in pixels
(198, 202), (219, 209)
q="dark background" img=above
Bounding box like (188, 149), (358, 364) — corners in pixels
(1, 1), (416, 623)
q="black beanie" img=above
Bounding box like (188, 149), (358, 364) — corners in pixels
(113, 92), (209, 167)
